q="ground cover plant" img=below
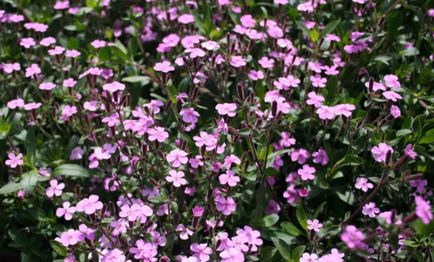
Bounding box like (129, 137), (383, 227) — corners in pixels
(0, 0), (434, 261)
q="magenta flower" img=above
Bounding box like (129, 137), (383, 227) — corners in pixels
(154, 60), (175, 73)
(312, 148), (329, 165)
(362, 202), (380, 218)
(56, 201), (76, 220)
(215, 196), (236, 216)
(129, 240), (158, 260)
(166, 170), (188, 187)
(371, 143), (393, 163)
(193, 131), (217, 151)
(215, 103), (237, 117)
(234, 226), (263, 251)
(46, 179), (65, 198)
(60, 105), (78, 121)
(5, 152), (24, 168)
(75, 195), (103, 215)
(219, 170), (240, 187)
(100, 249), (126, 262)
(93, 144), (116, 160)
(415, 196), (433, 224)
(258, 56), (275, 69)
(192, 206), (205, 217)
(341, 225), (365, 249)
(307, 219), (323, 232)
(298, 164), (316, 181)
(103, 81), (125, 93)
(355, 177), (373, 192)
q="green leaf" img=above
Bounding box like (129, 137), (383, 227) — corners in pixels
(50, 240), (67, 257)
(53, 164), (90, 177)
(396, 129), (412, 137)
(21, 170), (39, 191)
(420, 129), (434, 144)
(122, 76), (151, 85)
(263, 214), (279, 227)
(271, 237), (291, 261)
(0, 182), (23, 195)
(309, 30), (319, 43)
(281, 222), (303, 237)
(320, 20), (340, 38)
(296, 207), (308, 231)
(291, 245), (306, 262)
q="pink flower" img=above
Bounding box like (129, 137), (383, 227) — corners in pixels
(219, 247), (244, 262)
(191, 243), (212, 262)
(219, 170), (240, 187)
(258, 56), (275, 69)
(154, 60), (175, 73)
(306, 91), (324, 108)
(65, 49), (81, 58)
(300, 253), (318, 262)
(312, 148), (329, 165)
(39, 82), (56, 91)
(193, 132), (217, 151)
(100, 249), (126, 262)
(63, 78), (77, 88)
(7, 98), (25, 109)
(46, 180), (65, 198)
(390, 105), (401, 118)
(310, 74), (327, 88)
(2, 62), (21, 73)
(230, 56), (246, 68)
(119, 203), (153, 222)
(215, 196), (236, 216)
(60, 105), (77, 121)
(307, 219), (323, 232)
(192, 206), (205, 217)
(404, 144), (417, 160)
(215, 103), (237, 117)
(371, 143), (393, 163)
(415, 196), (433, 224)
(178, 14), (195, 24)
(298, 164), (316, 181)
(91, 39), (107, 48)
(176, 224), (194, 240)
(70, 147), (84, 160)
(382, 91), (402, 102)
(166, 149), (188, 167)
(54, 1), (70, 10)
(234, 226), (263, 251)
(56, 201), (76, 220)
(102, 114), (120, 127)
(333, 104), (356, 117)
(166, 170), (188, 187)
(20, 37), (36, 48)
(48, 46), (65, 56)
(103, 81), (125, 93)
(383, 74), (401, 89)
(129, 240), (158, 260)
(24, 102), (42, 111)
(24, 22), (48, 32)
(147, 126), (169, 142)
(76, 195), (103, 215)
(341, 225), (365, 249)
(180, 107), (200, 124)
(355, 177), (373, 192)
(316, 105), (336, 120)
(240, 14), (256, 28)
(274, 0), (289, 4)
(25, 64), (41, 78)
(5, 152), (24, 168)
(362, 202), (380, 217)
(55, 229), (82, 247)
(273, 75), (300, 90)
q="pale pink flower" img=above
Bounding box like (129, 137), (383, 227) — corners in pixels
(56, 201), (76, 220)
(91, 39), (107, 48)
(176, 224), (194, 240)
(166, 149), (188, 167)
(371, 143), (393, 163)
(46, 179), (65, 198)
(215, 196), (236, 216)
(148, 126), (169, 142)
(307, 219), (323, 232)
(390, 105), (401, 119)
(355, 177), (373, 192)
(25, 64), (41, 78)
(230, 56), (246, 68)
(7, 98), (25, 109)
(362, 202), (380, 218)
(215, 103), (237, 117)
(154, 60), (175, 73)
(20, 37), (36, 48)
(5, 152), (24, 168)
(219, 170), (240, 187)
(306, 91), (324, 108)
(310, 74), (327, 88)
(298, 164), (316, 181)
(103, 81), (125, 93)
(39, 82), (56, 91)
(178, 14), (195, 24)
(415, 195), (433, 224)
(76, 195), (103, 215)
(383, 74), (401, 89)
(382, 91), (402, 102)
(166, 170), (188, 187)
